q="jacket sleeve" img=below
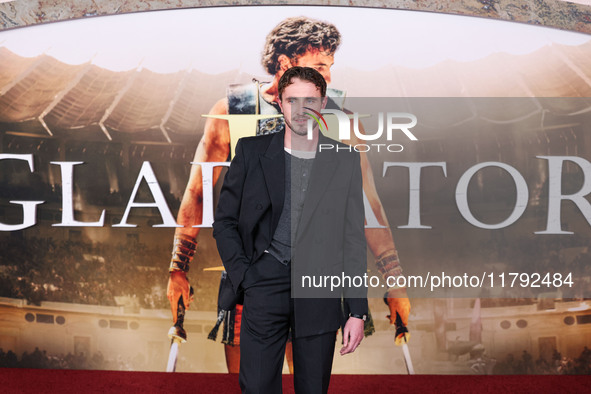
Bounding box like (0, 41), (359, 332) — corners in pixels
(343, 151), (369, 316)
(212, 138), (250, 294)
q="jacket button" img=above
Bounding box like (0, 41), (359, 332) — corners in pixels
(256, 204), (263, 210)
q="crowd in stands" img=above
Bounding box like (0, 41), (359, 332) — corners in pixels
(417, 230), (591, 301)
(3, 344), (591, 374)
(0, 236), (219, 311)
(486, 233), (590, 300)
(0, 347), (144, 371)
(492, 347), (591, 375)
(1, 228), (589, 311)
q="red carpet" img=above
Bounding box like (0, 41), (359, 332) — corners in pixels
(0, 369), (588, 393)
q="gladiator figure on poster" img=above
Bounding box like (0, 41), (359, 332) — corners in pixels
(166, 16), (411, 372)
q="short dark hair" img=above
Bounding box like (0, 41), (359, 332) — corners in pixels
(278, 67), (327, 100)
(262, 16), (341, 75)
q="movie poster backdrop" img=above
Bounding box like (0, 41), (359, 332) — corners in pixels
(0, 6), (590, 374)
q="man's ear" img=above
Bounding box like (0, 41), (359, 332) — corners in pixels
(321, 96), (328, 109)
(278, 54), (291, 72)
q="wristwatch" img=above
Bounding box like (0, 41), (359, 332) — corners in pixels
(349, 313), (367, 321)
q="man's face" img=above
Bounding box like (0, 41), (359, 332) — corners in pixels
(294, 48), (334, 85)
(276, 47), (335, 86)
(279, 78), (326, 138)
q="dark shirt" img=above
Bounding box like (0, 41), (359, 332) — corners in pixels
(267, 150), (315, 265)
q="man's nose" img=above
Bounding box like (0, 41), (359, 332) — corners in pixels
(321, 70), (332, 85)
(294, 100), (305, 114)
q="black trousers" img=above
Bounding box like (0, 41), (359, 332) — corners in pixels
(239, 252), (336, 394)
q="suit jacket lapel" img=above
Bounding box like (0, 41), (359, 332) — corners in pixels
(260, 130), (285, 233)
(296, 132), (338, 242)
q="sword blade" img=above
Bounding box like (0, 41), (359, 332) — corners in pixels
(401, 343), (415, 375)
(166, 288), (192, 373)
(166, 339), (179, 372)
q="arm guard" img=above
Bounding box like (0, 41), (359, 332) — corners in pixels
(376, 249), (403, 282)
(169, 234), (197, 273)
(378, 249), (411, 337)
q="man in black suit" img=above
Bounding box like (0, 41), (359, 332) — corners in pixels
(212, 66), (367, 393)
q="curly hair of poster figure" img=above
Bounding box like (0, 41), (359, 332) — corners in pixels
(261, 16), (341, 74)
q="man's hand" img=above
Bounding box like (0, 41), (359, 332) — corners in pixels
(386, 287), (411, 344)
(340, 316), (364, 355)
(167, 271), (193, 323)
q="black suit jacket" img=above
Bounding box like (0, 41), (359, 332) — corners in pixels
(213, 129), (367, 337)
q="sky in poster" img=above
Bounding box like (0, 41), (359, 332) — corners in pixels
(0, 6), (589, 74)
